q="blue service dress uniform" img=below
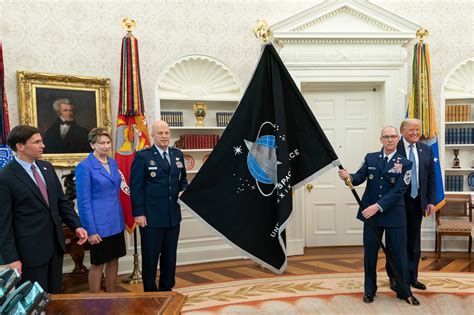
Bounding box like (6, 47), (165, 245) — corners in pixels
(130, 145), (188, 291)
(386, 139), (436, 284)
(350, 150), (413, 298)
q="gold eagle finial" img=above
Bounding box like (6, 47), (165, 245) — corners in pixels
(253, 20), (272, 43)
(416, 28), (428, 42)
(122, 18), (136, 34)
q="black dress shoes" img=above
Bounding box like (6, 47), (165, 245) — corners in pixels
(411, 280), (427, 290)
(397, 294), (420, 306)
(406, 295), (420, 306)
(363, 294), (374, 303)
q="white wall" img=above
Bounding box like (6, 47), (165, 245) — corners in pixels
(1, 0), (472, 127)
(1, 0), (472, 272)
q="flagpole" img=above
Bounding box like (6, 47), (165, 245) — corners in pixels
(338, 164), (413, 304)
(126, 229), (142, 284)
(252, 20), (274, 272)
(418, 28), (428, 262)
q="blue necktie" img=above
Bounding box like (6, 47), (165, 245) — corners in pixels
(409, 144), (418, 198)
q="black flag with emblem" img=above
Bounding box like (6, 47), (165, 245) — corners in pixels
(180, 43), (339, 273)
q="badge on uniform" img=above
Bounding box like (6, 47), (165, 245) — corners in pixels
(368, 174), (374, 180)
(148, 166), (158, 170)
(175, 157), (183, 168)
(150, 171), (157, 177)
(404, 169), (412, 185)
(390, 177), (396, 184)
(388, 161), (402, 174)
(149, 160), (156, 166)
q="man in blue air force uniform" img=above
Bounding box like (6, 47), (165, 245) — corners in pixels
(338, 126), (419, 306)
(130, 120), (188, 292)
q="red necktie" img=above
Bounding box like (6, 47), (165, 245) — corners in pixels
(31, 164), (49, 206)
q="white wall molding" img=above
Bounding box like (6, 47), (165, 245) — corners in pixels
(272, 0), (419, 255)
(443, 58), (474, 99)
(291, 5), (398, 33)
(157, 54), (240, 100)
(272, 0), (420, 43)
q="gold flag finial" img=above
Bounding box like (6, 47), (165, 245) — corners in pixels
(122, 18), (136, 34)
(253, 20), (272, 43)
(416, 28), (428, 42)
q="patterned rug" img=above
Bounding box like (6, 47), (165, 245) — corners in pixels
(176, 272), (474, 314)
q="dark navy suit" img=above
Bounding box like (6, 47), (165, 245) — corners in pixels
(130, 145), (188, 291)
(386, 139), (436, 283)
(351, 150), (412, 297)
(0, 159), (82, 293)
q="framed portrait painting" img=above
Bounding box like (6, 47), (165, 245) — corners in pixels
(17, 71), (111, 167)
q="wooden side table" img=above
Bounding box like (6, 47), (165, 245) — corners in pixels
(48, 292), (187, 315)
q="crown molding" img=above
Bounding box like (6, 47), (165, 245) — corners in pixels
(272, 0), (421, 43)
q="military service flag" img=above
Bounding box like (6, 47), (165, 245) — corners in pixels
(407, 36), (445, 211)
(115, 31), (150, 232)
(180, 43), (340, 273)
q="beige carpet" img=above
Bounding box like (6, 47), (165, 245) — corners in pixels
(176, 272), (474, 314)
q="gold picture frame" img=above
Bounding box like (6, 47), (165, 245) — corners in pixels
(17, 71), (112, 167)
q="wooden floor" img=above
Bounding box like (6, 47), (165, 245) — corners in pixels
(63, 246), (473, 293)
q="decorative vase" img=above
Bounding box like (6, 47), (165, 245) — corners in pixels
(193, 102), (207, 127)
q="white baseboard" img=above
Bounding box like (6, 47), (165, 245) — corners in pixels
(287, 239), (305, 256)
(63, 243), (245, 276)
(422, 236), (472, 253)
(62, 236), (471, 276)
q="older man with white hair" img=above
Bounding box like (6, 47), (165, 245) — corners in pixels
(130, 120), (188, 292)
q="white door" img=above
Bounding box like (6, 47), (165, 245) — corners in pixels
(303, 85), (380, 246)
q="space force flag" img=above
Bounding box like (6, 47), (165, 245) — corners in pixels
(180, 43), (340, 273)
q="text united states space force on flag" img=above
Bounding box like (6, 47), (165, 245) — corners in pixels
(180, 43), (340, 273)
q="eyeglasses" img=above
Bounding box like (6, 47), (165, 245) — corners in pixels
(381, 135), (399, 140)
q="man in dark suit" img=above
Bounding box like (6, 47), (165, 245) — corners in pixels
(43, 98), (90, 154)
(0, 125), (88, 293)
(131, 120), (188, 292)
(338, 126), (419, 305)
(386, 118), (436, 291)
